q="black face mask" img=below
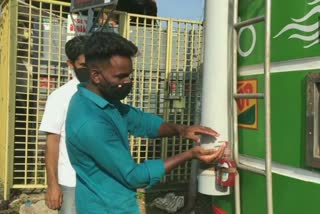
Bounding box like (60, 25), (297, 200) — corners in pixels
(104, 82), (132, 100)
(74, 67), (90, 82)
(97, 69), (133, 100)
(99, 82), (133, 101)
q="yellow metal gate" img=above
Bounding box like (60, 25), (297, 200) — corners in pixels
(0, 0), (17, 201)
(124, 14), (203, 183)
(0, 0), (203, 200)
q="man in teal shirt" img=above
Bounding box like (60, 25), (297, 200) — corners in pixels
(66, 32), (225, 213)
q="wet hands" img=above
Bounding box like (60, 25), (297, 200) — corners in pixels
(191, 145), (225, 163)
(179, 125), (220, 142)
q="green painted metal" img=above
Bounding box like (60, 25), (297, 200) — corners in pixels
(238, 70), (317, 168)
(238, 0), (320, 66)
(238, 75), (265, 159)
(238, 0), (265, 66)
(216, 0), (320, 213)
(270, 71), (309, 167)
(223, 68), (320, 214)
(216, 172), (320, 214)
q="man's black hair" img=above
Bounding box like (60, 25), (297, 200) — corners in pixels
(65, 35), (88, 62)
(84, 32), (138, 67)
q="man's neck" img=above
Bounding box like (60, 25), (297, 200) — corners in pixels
(86, 83), (102, 96)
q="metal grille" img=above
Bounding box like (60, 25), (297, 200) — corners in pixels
(125, 15), (203, 183)
(0, 0), (203, 195)
(13, 0), (70, 188)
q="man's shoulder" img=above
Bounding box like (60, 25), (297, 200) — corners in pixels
(66, 98), (105, 142)
(67, 93), (110, 127)
(67, 91), (96, 121)
(47, 79), (78, 100)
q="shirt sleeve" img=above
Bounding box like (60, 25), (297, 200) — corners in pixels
(39, 93), (65, 134)
(125, 106), (164, 138)
(74, 120), (165, 189)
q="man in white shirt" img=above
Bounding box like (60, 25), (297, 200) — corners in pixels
(39, 35), (89, 214)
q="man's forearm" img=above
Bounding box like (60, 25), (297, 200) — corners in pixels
(164, 150), (193, 173)
(157, 122), (186, 138)
(45, 133), (60, 186)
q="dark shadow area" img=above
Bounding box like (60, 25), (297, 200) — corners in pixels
(139, 184), (213, 214)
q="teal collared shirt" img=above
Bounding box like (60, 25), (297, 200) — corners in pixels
(66, 83), (165, 214)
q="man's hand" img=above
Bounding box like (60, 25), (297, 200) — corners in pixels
(179, 125), (220, 142)
(45, 183), (63, 210)
(191, 145), (225, 163)
(164, 145), (225, 172)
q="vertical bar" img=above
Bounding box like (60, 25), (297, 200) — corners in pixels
(124, 13), (130, 39)
(86, 8), (94, 35)
(20, 2), (31, 185)
(48, 3), (53, 93)
(232, 0), (241, 213)
(195, 23), (202, 123)
(0, 0), (7, 195)
(155, 20), (162, 165)
(180, 23), (186, 180)
(137, 39), (143, 159)
(130, 136), (134, 156)
(118, 12), (127, 37)
(152, 139), (156, 160)
(128, 15), (139, 157)
(124, 14), (136, 156)
(184, 23), (195, 180)
(155, 20), (162, 110)
(162, 19), (173, 182)
(264, 0), (273, 213)
(145, 19), (156, 160)
(133, 15), (139, 108)
(28, 0), (38, 185)
(173, 21), (181, 180)
(57, 5), (63, 87)
(17, 2), (29, 186)
(148, 19), (155, 113)
(171, 112), (177, 181)
(37, 1), (45, 185)
(137, 138), (141, 163)
(136, 17), (148, 164)
(140, 18), (146, 110)
(4, 0), (18, 199)
(186, 24), (193, 126)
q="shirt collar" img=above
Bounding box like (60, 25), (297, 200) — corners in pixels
(77, 83), (110, 109)
(72, 77), (80, 84)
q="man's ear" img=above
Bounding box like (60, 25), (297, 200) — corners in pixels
(67, 60), (74, 69)
(90, 69), (101, 85)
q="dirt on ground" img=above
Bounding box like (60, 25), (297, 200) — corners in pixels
(0, 184), (213, 214)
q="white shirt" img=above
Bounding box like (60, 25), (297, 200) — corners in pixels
(39, 77), (79, 187)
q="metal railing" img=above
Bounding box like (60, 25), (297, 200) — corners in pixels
(232, 0), (273, 213)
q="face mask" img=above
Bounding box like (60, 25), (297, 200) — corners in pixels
(96, 68), (133, 100)
(99, 82), (133, 101)
(74, 67), (90, 82)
